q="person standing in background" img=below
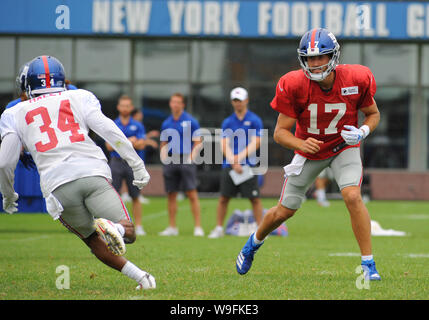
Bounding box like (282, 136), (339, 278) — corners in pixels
(208, 87), (264, 239)
(159, 93), (204, 237)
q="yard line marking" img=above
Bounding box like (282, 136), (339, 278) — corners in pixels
(142, 205), (188, 221)
(406, 254), (429, 258)
(0, 235), (51, 242)
(402, 214), (429, 220)
(328, 252), (360, 257)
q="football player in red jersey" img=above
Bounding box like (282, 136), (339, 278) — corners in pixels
(236, 28), (382, 281)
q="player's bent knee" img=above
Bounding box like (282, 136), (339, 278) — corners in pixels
(281, 195), (303, 211)
(341, 186), (362, 205)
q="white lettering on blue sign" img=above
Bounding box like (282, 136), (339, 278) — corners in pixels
(93, 0), (152, 34)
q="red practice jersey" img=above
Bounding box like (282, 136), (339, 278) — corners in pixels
(271, 64), (376, 160)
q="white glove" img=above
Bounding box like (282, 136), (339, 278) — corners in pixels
(3, 192), (19, 214)
(135, 272), (156, 290)
(341, 125), (370, 145)
(132, 167), (150, 189)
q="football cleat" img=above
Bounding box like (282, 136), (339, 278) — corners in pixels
(94, 218), (126, 256)
(136, 272), (156, 290)
(361, 259), (381, 281)
(236, 233), (264, 275)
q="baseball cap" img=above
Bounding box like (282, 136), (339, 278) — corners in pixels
(230, 87), (248, 101)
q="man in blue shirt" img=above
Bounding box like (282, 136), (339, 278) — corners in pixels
(159, 93), (204, 237)
(208, 87), (264, 238)
(106, 95), (147, 236)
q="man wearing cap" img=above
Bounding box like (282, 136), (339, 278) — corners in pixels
(208, 87), (264, 238)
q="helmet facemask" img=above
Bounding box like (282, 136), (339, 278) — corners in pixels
(298, 48), (340, 81)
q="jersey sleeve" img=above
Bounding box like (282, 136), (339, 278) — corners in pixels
(358, 66), (377, 109)
(0, 111), (19, 140)
(80, 89), (103, 116)
(270, 76), (299, 119)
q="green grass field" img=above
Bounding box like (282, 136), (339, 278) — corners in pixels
(0, 197), (428, 300)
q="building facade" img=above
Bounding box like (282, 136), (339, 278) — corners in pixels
(1, 0), (429, 199)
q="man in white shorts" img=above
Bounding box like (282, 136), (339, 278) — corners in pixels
(236, 28), (382, 281)
(0, 55), (155, 290)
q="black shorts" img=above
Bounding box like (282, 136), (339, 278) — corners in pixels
(220, 168), (260, 199)
(109, 157), (141, 199)
(163, 163), (198, 193)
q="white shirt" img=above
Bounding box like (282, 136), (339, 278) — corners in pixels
(0, 89), (144, 197)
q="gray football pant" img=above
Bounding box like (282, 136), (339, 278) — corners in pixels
(52, 176), (132, 239)
(280, 147), (363, 210)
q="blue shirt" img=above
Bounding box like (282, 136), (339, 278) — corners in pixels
(110, 117), (146, 159)
(5, 98), (21, 109)
(221, 110), (263, 168)
(161, 111), (200, 155)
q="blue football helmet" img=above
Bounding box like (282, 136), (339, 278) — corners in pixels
(25, 55), (66, 98)
(15, 62), (30, 96)
(297, 28), (340, 81)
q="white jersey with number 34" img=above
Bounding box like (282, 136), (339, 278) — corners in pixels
(0, 89), (143, 197)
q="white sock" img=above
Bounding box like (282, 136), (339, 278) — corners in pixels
(216, 225), (223, 231)
(121, 261), (146, 283)
(361, 255), (373, 262)
(253, 233), (264, 244)
(315, 189), (326, 202)
(114, 223), (125, 237)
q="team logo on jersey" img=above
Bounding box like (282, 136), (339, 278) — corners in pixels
(341, 86), (359, 96)
(244, 121), (251, 126)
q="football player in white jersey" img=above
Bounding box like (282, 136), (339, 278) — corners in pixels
(0, 55), (155, 290)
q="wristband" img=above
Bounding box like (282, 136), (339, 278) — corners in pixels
(359, 125), (370, 139)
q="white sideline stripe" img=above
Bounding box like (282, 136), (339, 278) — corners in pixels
(328, 252), (360, 257)
(0, 235), (51, 242)
(142, 205), (188, 221)
(407, 254), (429, 258)
(403, 214), (429, 220)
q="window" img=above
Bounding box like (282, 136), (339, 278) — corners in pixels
(191, 41), (226, 83)
(340, 43), (361, 65)
(134, 40), (189, 81)
(363, 87), (410, 168)
(364, 43), (418, 86)
(422, 45), (429, 86)
(248, 42), (299, 83)
(18, 38), (73, 77)
(191, 84), (225, 128)
(0, 81), (14, 113)
(75, 39), (130, 81)
(0, 37), (15, 80)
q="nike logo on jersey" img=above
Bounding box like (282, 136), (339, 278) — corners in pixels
(341, 86), (359, 96)
(278, 84), (284, 92)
